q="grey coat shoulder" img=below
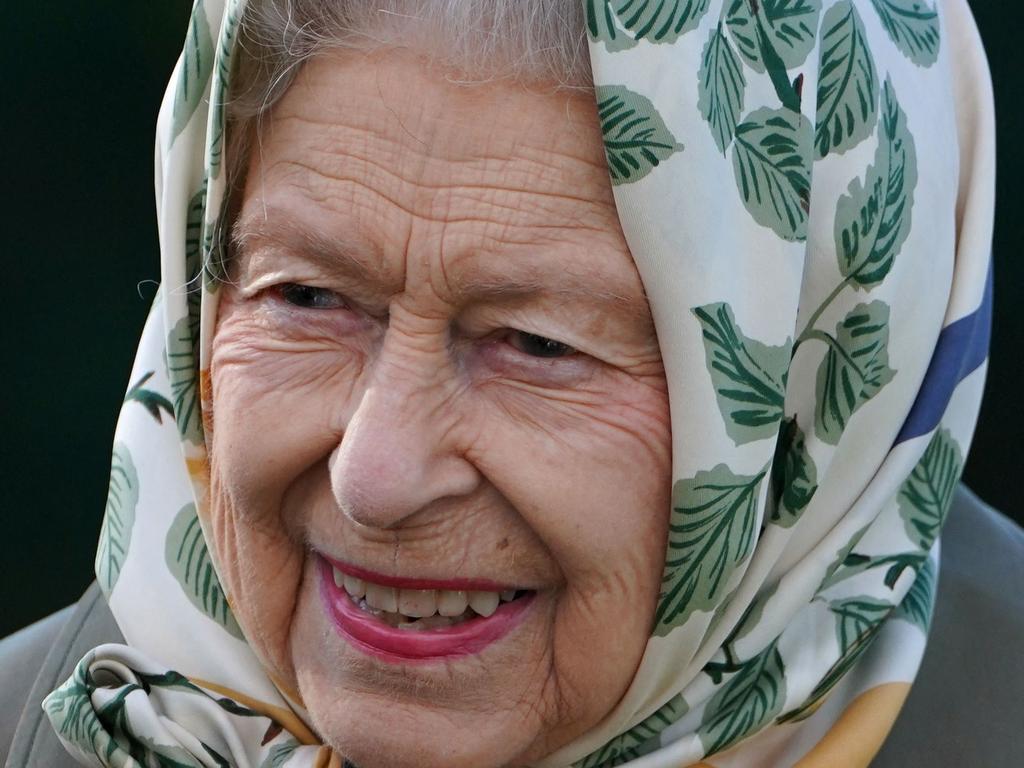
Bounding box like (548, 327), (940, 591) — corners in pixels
(0, 582), (123, 767)
(873, 484), (1024, 766)
(1, 485), (1021, 767)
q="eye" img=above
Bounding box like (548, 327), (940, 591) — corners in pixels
(507, 331), (576, 359)
(277, 283), (347, 310)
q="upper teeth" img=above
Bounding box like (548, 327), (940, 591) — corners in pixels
(332, 567), (518, 619)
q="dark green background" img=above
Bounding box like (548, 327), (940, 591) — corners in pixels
(4, 2), (1020, 637)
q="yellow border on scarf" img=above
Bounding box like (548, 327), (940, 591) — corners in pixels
(189, 678), (344, 765)
(313, 746), (342, 768)
(188, 676), (322, 746)
(792, 682), (911, 768)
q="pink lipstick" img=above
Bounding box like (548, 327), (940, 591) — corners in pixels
(318, 556), (535, 662)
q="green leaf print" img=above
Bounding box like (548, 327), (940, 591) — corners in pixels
(101, 676), (244, 767)
(259, 741), (302, 768)
(820, 520), (870, 587)
(576, 695), (687, 768)
(813, 301), (895, 445)
(135, 670), (262, 719)
(724, 581), (781, 651)
(124, 371), (175, 425)
(607, 0), (711, 44)
(585, 0), (639, 51)
(185, 183), (209, 302)
(834, 78), (917, 289)
(830, 595), (893, 653)
(698, 640), (786, 755)
(200, 742), (232, 768)
(655, 464), (767, 634)
(777, 611), (880, 723)
(693, 302), (790, 444)
(208, 3), (241, 177)
(769, 416), (818, 527)
(815, 1), (878, 158)
(171, 0), (214, 141)
(869, 0), (940, 67)
(893, 555), (936, 632)
(819, 549), (925, 592)
(96, 685), (138, 742)
(126, 731), (206, 768)
(698, 23), (747, 154)
(43, 656), (105, 754)
(898, 427), (963, 549)
(725, 0), (822, 73)
(166, 504), (245, 640)
(95, 443), (139, 599)
(167, 315), (204, 446)
(165, 184), (209, 444)
(731, 106), (812, 241)
(596, 86), (684, 185)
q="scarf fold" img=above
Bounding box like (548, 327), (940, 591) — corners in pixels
(44, 0), (995, 765)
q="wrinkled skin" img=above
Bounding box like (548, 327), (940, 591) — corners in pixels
(208, 49), (672, 768)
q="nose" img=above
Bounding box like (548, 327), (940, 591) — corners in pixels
(329, 349), (481, 530)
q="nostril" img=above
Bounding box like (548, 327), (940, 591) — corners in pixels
(332, 447), (423, 526)
(328, 383), (482, 530)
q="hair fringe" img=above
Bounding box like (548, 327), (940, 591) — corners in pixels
(220, 1), (592, 271)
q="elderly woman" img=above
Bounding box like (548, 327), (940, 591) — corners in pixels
(2, 0), (1021, 766)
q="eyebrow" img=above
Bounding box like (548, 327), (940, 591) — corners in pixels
(232, 213), (394, 289)
(231, 212), (654, 326)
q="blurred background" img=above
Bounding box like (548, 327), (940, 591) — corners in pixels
(3, 1), (1020, 637)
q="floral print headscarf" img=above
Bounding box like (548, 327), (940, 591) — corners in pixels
(44, 0), (994, 766)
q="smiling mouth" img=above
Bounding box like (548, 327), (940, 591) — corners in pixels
(334, 567), (528, 630)
(318, 555), (536, 660)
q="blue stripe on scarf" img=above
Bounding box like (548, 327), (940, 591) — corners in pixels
(894, 261), (994, 445)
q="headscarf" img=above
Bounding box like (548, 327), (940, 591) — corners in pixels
(43, 0), (995, 766)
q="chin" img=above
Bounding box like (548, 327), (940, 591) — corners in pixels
(297, 671), (551, 768)
(310, 701), (532, 768)
(286, 562), (558, 768)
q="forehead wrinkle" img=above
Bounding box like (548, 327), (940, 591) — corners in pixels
(296, 53), (608, 175)
(268, 108), (612, 224)
(297, 139), (613, 228)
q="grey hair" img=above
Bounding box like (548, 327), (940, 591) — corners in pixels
(222, 0), (594, 248)
(229, 0), (593, 119)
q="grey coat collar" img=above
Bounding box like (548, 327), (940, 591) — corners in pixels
(4, 582), (123, 768)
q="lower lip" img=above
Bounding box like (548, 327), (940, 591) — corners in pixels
(318, 558), (535, 662)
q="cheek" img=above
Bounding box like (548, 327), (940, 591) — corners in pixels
(208, 295), (367, 508)
(473, 370), (672, 573)
(204, 298), (365, 680)
(554, 382), (671, 610)
(469, 371), (672, 718)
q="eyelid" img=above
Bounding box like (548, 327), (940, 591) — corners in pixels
(276, 282), (349, 309)
(477, 334), (595, 387)
(506, 330), (578, 359)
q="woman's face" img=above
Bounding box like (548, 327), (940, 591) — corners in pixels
(209, 50), (671, 768)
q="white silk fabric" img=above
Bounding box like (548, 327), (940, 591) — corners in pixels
(44, 1), (995, 766)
